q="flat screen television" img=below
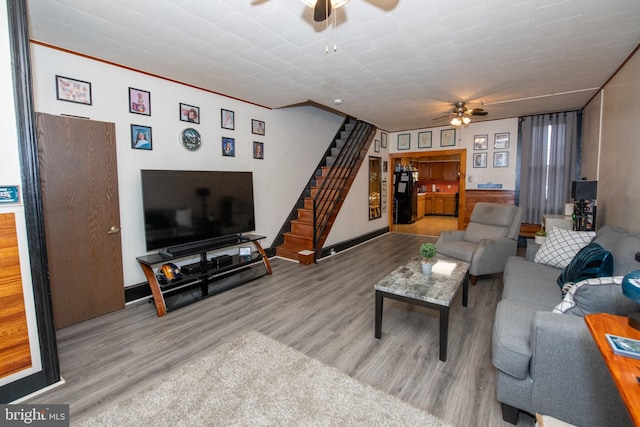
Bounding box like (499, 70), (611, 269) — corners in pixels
(141, 170), (256, 251)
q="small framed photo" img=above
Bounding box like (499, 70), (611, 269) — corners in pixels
(179, 103), (200, 124)
(239, 246), (252, 261)
(473, 152), (487, 168)
(397, 133), (410, 150)
(131, 124), (152, 150)
(253, 141), (264, 159)
(383, 161), (388, 173)
(380, 132), (388, 148)
(440, 128), (455, 147)
(474, 134), (488, 150)
(494, 151), (509, 167)
(418, 131), (432, 148)
(252, 119), (265, 135)
(129, 88), (150, 115)
(55, 75), (92, 105)
(221, 109), (235, 130)
(494, 132), (510, 149)
(374, 139), (380, 152)
(222, 137), (235, 157)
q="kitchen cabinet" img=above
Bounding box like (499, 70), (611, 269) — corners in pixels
(443, 163), (459, 181)
(422, 193), (457, 216)
(417, 194), (426, 217)
(429, 163), (444, 180)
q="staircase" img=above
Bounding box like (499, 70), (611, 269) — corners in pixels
(274, 117), (376, 262)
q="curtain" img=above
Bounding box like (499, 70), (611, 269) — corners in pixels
(519, 111), (579, 224)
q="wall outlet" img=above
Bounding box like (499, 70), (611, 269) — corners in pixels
(468, 175), (473, 182)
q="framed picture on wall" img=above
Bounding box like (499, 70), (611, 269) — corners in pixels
(473, 152), (487, 168)
(253, 141), (264, 159)
(374, 139), (380, 152)
(381, 132), (388, 148)
(397, 133), (410, 150)
(179, 103), (200, 124)
(222, 137), (235, 157)
(129, 87), (151, 115)
(494, 151), (509, 167)
(252, 119), (265, 135)
(55, 75), (92, 105)
(418, 131), (432, 148)
(494, 132), (510, 149)
(221, 109), (235, 130)
(131, 124), (152, 150)
(440, 128), (455, 147)
(474, 134), (488, 150)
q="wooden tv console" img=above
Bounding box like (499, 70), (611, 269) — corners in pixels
(136, 234), (272, 316)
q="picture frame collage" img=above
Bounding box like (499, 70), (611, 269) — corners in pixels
(54, 76), (266, 157)
(473, 132), (510, 168)
(397, 128), (456, 151)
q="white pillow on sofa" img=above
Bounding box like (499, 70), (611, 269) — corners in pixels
(534, 227), (595, 269)
(552, 276), (640, 316)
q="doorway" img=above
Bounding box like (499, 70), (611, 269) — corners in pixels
(388, 148), (467, 234)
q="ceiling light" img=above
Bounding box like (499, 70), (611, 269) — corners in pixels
(450, 117), (462, 126)
(462, 116), (471, 125)
(301, 0), (350, 8)
(334, 98), (343, 105)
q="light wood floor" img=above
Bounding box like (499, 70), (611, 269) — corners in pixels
(392, 215), (459, 236)
(27, 232), (534, 426)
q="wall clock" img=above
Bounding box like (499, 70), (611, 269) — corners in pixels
(180, 128), (201, 151)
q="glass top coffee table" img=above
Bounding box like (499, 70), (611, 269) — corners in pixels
(374, 255), (470, 362)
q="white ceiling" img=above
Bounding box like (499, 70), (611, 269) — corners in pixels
(26, 0), (640, 132)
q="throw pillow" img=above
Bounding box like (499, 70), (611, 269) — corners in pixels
(534, 227), (596, 269)
(556, 242), (613, 292)
(552, 276), (640, 316)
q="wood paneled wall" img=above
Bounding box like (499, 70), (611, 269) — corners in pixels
(0, 213), (32, 378)
(464, 190), (516, 227)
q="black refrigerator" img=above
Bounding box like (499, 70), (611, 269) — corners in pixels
(393, 171), (417, 224)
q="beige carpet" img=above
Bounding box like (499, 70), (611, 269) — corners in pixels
(76, 331), (452, 426)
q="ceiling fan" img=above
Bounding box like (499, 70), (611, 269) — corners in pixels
(433, 101), (489, 126)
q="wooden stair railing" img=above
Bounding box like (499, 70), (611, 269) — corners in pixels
(274, 118), (376, 262)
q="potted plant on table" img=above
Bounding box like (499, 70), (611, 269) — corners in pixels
(535, 229), (547, 245)
(420, 242), (438, 275)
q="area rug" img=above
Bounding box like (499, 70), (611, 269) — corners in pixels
(76, 331), (451, 426)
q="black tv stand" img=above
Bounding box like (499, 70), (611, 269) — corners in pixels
(136, 234), (272, 316)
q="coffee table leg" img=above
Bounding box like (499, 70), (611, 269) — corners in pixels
(462, 271), (469, 307)
(375, 290), (383, 339)
(439, 306), (449, 362)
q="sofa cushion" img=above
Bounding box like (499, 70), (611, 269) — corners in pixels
(493, 299), (550, 380)
(610, 234), (640, 276)
(534, 227), (595, 269)
(592, 224), (627, 252)
(552, 276), (640, 316)
(503, 257), (562, 307)
(556, 243), (613, 290)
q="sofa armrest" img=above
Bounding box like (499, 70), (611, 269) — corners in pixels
(525, 240), (540, 261)
(469, 237), (516, 276)
(529, 312), (631, 427)
(437, 230), (464, 243)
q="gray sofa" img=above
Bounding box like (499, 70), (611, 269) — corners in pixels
(492, 224), (640, 426)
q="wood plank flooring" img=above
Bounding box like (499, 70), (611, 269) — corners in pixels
(26, 232), (534, 426)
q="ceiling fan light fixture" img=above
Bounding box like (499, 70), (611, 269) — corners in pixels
(301, 0), (350, 8)
(462, 116), (471, 125)
(450, 117), (462, 126)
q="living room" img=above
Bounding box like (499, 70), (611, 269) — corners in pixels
(2, 0), (640, 425)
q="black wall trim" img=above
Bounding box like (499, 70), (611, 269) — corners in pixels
(2, 0), (60, 402)
(317, 227), (389, 259)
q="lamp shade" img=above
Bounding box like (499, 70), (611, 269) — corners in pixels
(571, 180), (597, 200)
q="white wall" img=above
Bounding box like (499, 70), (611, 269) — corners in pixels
(389, 119), (519, 190)
(582, 48), (640, 232)
(0, 1), (43, 387)
(29, 44), (358, 286)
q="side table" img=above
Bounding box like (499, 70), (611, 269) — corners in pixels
(584, 313), (640, 426)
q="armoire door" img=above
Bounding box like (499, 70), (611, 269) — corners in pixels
(36, 113), (124, 329)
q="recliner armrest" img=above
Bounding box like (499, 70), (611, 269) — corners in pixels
(469, 237), (516, 276)
(437, 230), (464, 243)
(529, 312), (631, 426)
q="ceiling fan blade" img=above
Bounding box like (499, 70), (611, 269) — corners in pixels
(432, 115), (450, 121)
(470, 109), (488, 116)
(314, 0), (332, 22)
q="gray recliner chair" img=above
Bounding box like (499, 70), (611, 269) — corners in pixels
(436, 202), (522, 285)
